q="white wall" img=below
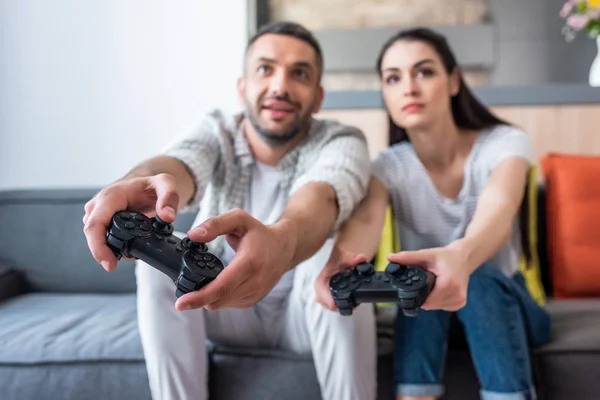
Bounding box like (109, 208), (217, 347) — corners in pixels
(0, 0), (248, 190)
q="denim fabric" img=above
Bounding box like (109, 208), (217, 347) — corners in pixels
(393, 263), (551, 399)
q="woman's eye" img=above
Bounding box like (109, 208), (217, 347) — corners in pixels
(386, 75), (399, 84)
(416, 69), (434, 78)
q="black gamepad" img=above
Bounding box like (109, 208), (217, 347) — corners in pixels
(329, 262), (436, 317)
(106, 210), (224, 298)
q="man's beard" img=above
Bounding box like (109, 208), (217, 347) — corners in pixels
(244, 97), (314, 146)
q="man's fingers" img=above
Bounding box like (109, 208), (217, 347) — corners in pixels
(83, 190), (127, 271)
(83, 221), (118, 271)
(149, 174), (179, 222)
(175, 255), (248, 311)
(387, 250), (434, 267)
(188, 209), (252, 243)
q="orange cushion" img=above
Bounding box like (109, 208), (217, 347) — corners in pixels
(541, 153), (600, 299)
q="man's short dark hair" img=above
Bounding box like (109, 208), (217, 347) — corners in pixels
(245, 21), (324, 80)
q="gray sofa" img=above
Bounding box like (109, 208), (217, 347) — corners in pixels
(0, 187), (599, 400)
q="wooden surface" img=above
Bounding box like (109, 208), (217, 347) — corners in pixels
(317, 105), (600, 167)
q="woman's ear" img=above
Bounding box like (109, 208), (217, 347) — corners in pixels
(449, 67), (461, 97)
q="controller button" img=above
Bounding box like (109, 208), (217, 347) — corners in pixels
(342, 270), (352, 278)
(374, 274), (382, 280)
(134, 214), (145, 222)
(356, 263), (374, 276)
(167, 238), (177, 244)
(399, 275), (408, 281)
(175, 246), (183, 252)
(140, 225), (150, 231)
(413, 275), (421, 281)
(124, 222), (135, 229)
(350, 275), (358, 283)
(207, 262), (216, 269)
(120, 213), (131, 220)
(331, 274), (342, 284)
(155, 235), (164, 240)
(385, 263), (401, 275)
(405, 280), (412, 285)
(339, 282), (348, 289)
(203, 254), (212, 261)
(196, 261), (206, 269)
(365, 278), (372, 283)
(384, 277), (390, 282)
(407, 270), (415, 277)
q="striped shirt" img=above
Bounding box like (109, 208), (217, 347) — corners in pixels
(163, 109), (371, 260)
(372, 124), (532, 277)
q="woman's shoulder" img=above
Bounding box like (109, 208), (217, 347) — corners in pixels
(374, 141), (415, 163)
(474, 123), (533, 170)
(478, 124), (531, 146)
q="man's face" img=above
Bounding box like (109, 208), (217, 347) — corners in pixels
(238, 33), (324, 146)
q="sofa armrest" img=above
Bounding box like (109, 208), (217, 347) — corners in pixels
(0, 265), (27, 303)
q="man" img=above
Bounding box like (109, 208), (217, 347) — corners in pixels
(82, 21), (376, 400)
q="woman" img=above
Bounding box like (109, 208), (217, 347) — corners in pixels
(315, 28), (551, 400)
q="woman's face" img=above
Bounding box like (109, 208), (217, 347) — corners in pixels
(379, 39), (459, 132)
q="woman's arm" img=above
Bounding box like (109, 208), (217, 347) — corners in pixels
(314, 176), (389, 310)
(388, 156), (530, 312)
(449, 156), (530, 273)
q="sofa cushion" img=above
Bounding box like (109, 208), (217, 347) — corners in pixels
(540, 153), (600, 298)
(0, 189), (199, 294)
(0, 293), (144, 363)
(0, 292), (151, 400)
(534, 299), (600, 400)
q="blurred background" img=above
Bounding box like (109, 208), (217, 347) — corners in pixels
(1, 0), (598, 190)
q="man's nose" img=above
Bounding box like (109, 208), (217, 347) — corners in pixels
(269, 70), (290, 95)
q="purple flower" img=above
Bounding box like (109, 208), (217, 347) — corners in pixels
(567, 14), (590, 30)
(560, 1), (575, 18)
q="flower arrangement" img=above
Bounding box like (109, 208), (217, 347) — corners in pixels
(560, 0), (600, 41)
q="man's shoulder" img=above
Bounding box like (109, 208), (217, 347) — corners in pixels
(194, 108), (242, 138)
(307, 117), (367, 144)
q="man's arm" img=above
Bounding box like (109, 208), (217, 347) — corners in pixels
(179, 125), (371, 311)
(272, 127), (372, 268)
(83, 112), (222, 271)
(122, 156), (197, 210)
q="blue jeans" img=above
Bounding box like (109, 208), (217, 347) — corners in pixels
(393, 263), (551, 400)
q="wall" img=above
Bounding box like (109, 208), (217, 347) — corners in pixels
(0, 0), (248, 190)
(265, 0), (598, 88)
(317, 105), (600, 169)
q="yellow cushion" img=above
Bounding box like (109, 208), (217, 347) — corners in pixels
(373, 165), (546, 307)
(518, 165), (547, 305)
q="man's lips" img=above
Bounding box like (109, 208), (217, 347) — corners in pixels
(261, 100), (296, 118)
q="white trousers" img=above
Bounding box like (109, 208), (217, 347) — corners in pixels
(135, 238), (377, 400)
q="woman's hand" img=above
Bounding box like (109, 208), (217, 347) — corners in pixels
(387, 244), (476, 312)
(314, 246), (368, 311)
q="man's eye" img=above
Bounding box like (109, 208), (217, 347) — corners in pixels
(257, 65), (272, 75)
(294, 69), (309, 79)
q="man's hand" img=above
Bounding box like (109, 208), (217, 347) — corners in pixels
(314, 246), (367, 311)
(175, 209), (294, 311)
(387, 245), (475, 312)
(83, 173), (180, 272)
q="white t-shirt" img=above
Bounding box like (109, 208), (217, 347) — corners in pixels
(371, 124), (532, 277)
(220, 161), (295, 300)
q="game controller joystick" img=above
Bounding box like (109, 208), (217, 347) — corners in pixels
(106, 210), (224, 298)
(329, 262), (436, 317)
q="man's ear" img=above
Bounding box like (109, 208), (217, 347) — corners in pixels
(236, 77), (245, 106)
(450, 67), (461, 97)
(312, 85), (325, 114)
